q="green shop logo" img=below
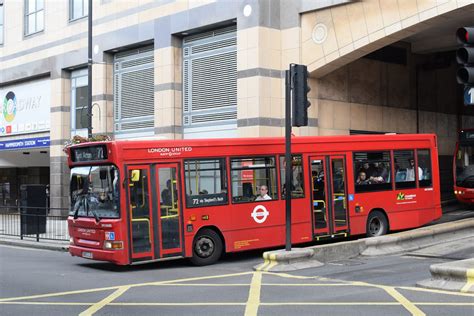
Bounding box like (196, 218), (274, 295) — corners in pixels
(3, 91), (17, 123)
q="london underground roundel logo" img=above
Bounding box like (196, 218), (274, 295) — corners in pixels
(251, 205), (269, 224)
(3, 91), (17, 123)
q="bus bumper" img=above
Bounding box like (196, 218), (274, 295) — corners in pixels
(69, 245), (127, 265)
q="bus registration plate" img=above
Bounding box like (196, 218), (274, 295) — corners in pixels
(82, 251), (93, 259)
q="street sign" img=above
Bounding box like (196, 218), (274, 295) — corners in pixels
(464, 86), (474, 106)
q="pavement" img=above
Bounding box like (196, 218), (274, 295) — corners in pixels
(0, 234), (69, 252)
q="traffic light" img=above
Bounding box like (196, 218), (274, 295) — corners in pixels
(291, 64), (311, 127)
(456, 27), (474, 85)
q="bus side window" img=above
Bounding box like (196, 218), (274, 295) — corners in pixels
(279, 155), (305, 199)
(353, 151), (392, 193)
(417, 149), (432, 188)
(394, 150), (416, 190)
(184, 158), (228, 208)
(231, 156), (278, 203)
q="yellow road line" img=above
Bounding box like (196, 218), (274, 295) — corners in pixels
(261, 302), (400, 306)
(261, 283), (356, 286)
(79, 286), (130, 316)
(147, 283), (249, 286)
(0, 302), (92, 306)
(461, 269), (474, 293)
(416, 302), (474, 306)
(255, 257), (269, 271)
(109, 302), (247, 306)
(0, 287), (120, 303)
(398, 286), (474, 297)
(244, 271), (262, 316)
(148, 271), (253, 286)
(381, 286), (425, 316)
(2, 301), (474, 307)
(0, 271), (253, 302)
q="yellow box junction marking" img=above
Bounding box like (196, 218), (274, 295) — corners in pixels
(79, 286), (130, 316)
(244, 271), (263, 316)
(1, 269), (474, 315)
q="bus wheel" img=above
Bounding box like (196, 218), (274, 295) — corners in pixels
(366, 211), (388, 237)
(191, 229), (223, 266)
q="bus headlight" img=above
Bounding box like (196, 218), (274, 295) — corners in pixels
(104, 241), (124, 250)
(70, 237), (74, 244)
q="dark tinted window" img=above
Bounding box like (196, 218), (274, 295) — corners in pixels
(354, 151), (392, 193)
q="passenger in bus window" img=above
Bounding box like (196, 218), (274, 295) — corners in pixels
(373, 162), (389, 182)
(255, 185), (272, 201)
(356, 171), (369, 185)
(406, 159), (423, 181)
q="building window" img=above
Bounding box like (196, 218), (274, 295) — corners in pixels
(25, 0), (44, 35)
(69, 0), (88, 21)
(0, 1), (4, 45)
(71, 69), (89, 137)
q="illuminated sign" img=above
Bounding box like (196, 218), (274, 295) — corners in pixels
(0, 79), (51, 136)
(71, 145), (108, 162)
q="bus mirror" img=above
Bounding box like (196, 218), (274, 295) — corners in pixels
(130, 170), (140, 182)
(100, 169), (107, 180)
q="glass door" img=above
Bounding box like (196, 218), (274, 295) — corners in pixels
(310, 157), (329, 235)
(310, 155), (349, 236)
(155, 164), (183, 256)
(127, 166), (153, 260)
(330, 157), (348, 233)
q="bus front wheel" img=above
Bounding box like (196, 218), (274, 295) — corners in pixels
(366, 211), (388, 237)
(191, 228), (223, 266)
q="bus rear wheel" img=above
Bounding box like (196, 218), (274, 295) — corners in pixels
(366, 211), (388, 237)
(191, 228), (223, 266)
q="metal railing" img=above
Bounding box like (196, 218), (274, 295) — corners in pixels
(0, 206), (69, 242)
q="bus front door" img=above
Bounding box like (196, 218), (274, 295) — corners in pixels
(310, 156), (349, 237)
(127, 166), (153, 261)
(155, 164), (183, 258)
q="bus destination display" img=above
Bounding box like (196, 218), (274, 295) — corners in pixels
(72, 145), (108, 162)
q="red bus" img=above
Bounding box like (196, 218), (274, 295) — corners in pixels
(453, 129), (474, 205)
(67, 134), (441, 265)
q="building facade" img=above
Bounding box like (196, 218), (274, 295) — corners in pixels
(1, 0), (473, 214)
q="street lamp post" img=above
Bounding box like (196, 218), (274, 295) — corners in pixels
(87, 0), (93, 138)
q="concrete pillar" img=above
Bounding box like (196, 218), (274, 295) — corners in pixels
(49, 73), (71, 216)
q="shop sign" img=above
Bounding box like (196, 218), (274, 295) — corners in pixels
(0, 79), (51, 136)
(0, 137), (50, 151)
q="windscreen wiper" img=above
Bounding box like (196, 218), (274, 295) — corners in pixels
(73, 195), (84, 220)
(84, 196), (101, 223)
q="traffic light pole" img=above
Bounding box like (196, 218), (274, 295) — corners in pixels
(284, 66), (293, 252)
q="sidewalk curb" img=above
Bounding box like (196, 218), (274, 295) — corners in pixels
(362, 218), (474, 256)
(254, 218), (474, 272)
(0, 237), (69, 252)
(417, 258), (474, 293)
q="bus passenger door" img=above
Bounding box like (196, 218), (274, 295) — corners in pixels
(155, 164), (183, 257)
(329, 156), (349, 234)
(310, 156), (349, 237)
(127, 166), (153, 261)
